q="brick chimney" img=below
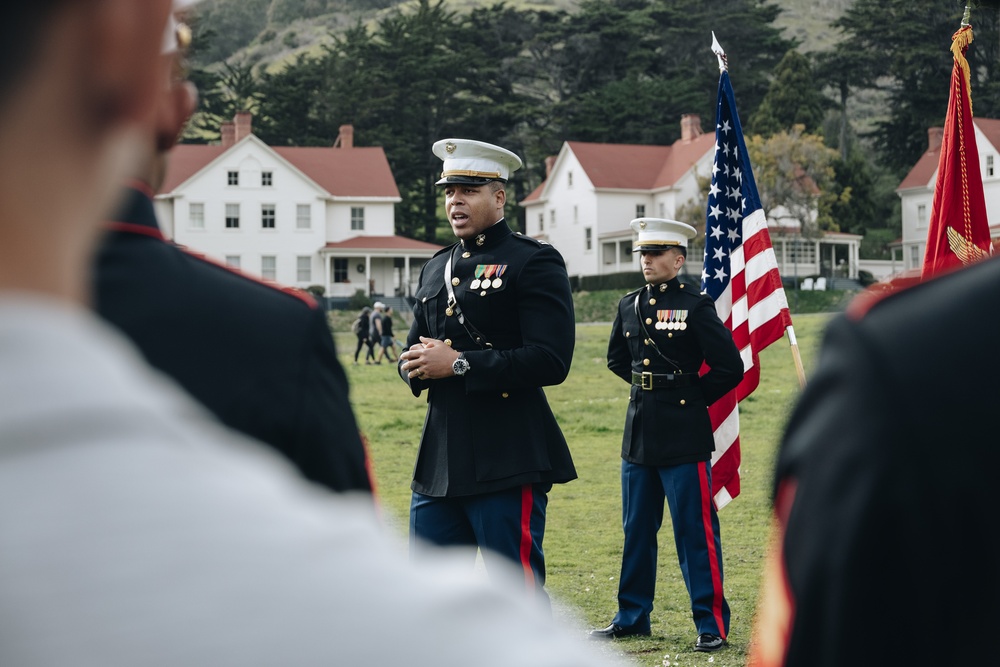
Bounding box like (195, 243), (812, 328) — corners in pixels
(220, 121), (235, 148)
(928, 126), (944, 153)
(234, 111), (253, 142)
(680, 114), (703, 142)
(545, 156), (557, 178)
(334, 124), (354, 149)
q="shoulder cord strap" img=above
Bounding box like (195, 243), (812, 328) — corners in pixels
(444, 246), (493, 349)
(634, 290), (682, 372)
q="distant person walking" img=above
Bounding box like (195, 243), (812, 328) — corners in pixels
(353, 306), (375, 365)
(370, 302), (385, 364)
(377, 305), (398, 363)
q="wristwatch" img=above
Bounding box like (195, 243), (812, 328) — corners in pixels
(452, 353), (471, 376)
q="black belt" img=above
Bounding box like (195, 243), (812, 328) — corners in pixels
(631, 371), (698, 390)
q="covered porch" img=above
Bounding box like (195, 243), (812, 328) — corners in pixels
(321, 235), (443, 299)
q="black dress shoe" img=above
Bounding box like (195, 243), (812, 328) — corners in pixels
(694, 633), (726, 652)
(589, 623), (650, 640)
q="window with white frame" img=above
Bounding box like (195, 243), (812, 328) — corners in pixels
(227, 170), (238, 186)
(550, 209), (556, 228)
(636, 204), (646, 218)
(909, 244), (920, 268)
(188, 202), (204, 229)
(297, 256), (312, 282)
(261, 204), (276, 229)
(538, 212), (544, 232)
(585, 227), (592, 251)
(988, 155), (995, 177)
(225, 203), (240, 228)
(573, 205), (578, 224)
(568, 171), (573, 188)
(262, 171), (273, 186)
(658, 202), (665, 218)
(917, 204), (928, 229)
(296, 204), (311, 229)
(350, 207), (365, 231)
(225, 255), (241, 269)
(261, 255), (276, 281)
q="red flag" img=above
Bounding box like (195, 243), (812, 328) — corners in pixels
(922, 24), (992, 278)
(701, 69), (793, 508)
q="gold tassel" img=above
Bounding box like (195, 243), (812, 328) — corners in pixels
(951, 25), (974, 115)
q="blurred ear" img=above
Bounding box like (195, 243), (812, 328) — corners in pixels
(85, 0), (173, 125)
(494, 187), (506, 208)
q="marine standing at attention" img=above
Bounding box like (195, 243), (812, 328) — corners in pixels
(591, 218), (743, 651)
(398, 139), (577, 605)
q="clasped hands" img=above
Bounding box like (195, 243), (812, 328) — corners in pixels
(400, 336), (461, 380)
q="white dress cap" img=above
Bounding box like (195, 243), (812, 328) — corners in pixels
(631, 218), (698, 252)
(433, 139), (523, 186)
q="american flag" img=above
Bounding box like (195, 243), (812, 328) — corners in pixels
(700, 68), (793, 509)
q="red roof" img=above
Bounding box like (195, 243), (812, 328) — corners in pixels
(898, 117), (1000, 191)
(521, 134), (715, 203)
(159, 140), (400, 198)
(324, 235), (443, 251)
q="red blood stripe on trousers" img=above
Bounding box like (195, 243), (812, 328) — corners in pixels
(519, 485), (535, 593)
(697, 461), (727, 637)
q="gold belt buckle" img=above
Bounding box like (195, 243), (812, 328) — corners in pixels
(641, 371), (653, 390)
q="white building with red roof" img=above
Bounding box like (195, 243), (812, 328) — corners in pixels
(897, 118), (1000, 271)
(520, 115), (715, 278)
(521, 114), (866, 286)
(156, 114), (441, 300)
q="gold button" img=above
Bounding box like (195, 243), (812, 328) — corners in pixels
(680, 399), (686, 405)
(625, 331), (630, 338)
(422, 297), (427, 303)
(462, 252), (471, 258)
(644, 339), (649, 345)
(452, 277), (460, 286)
(444, 339), (452, 347)
(643, 358), (650, 366)
(480, 290), (487, 296)
(649, 298), (656, 305)
(645, 318), (652, 325)
(502, 392), (509, 398)
(668, 333), (673, 338)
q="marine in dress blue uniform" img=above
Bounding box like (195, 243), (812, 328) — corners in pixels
(94, 184), (373, 495)
(592, 219), (743, 651)
(398, 139), (577, 603)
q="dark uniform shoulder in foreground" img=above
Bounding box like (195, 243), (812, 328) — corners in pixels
(94, 186), (372, 494)
(773, 255), (1000, 665)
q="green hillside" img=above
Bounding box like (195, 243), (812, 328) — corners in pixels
(191, 0), (851, 74)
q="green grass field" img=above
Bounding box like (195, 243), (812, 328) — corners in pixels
(334, 310), (832, 665)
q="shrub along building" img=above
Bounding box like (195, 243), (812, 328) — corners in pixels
(156, 114), (441, 305)
(520, 114), (865, 289)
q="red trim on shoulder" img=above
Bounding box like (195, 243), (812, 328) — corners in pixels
(177, 248), (319, 310)
(846, 275), (923, 321)
(125, 179), (155, 199)
(106, 221), (166, 241)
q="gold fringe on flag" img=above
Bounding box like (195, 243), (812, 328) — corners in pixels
(951, 25), (974, 115)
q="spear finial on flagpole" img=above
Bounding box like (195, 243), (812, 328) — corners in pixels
(961, 5), (971, 27)
(711, 31), (728, 73)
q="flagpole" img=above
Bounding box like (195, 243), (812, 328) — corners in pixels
(711, 33), (807, 390)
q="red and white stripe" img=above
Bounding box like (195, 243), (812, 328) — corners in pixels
(709, 207), (791, 508)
